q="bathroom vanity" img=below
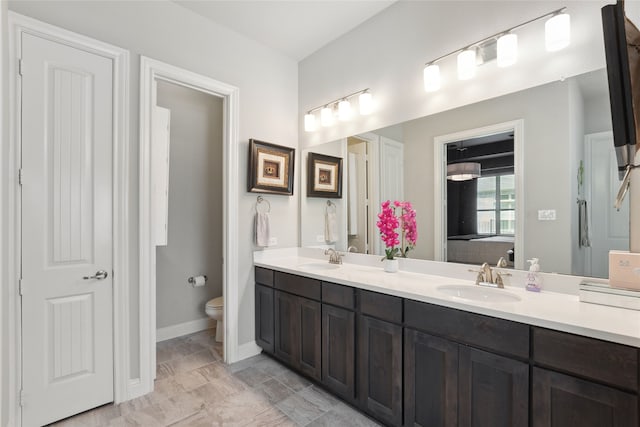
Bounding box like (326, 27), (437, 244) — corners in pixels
(254, 249), (640, 427)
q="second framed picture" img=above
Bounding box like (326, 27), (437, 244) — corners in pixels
(307, 152), (343, 198)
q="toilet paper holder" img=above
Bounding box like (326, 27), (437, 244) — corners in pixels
(188, 275), (208, 285)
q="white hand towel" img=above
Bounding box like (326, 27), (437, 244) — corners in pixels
(255, 212), (271, 247)
(325, 210), (337, 243)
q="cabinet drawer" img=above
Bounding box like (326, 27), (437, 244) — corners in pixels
(405, 300), (529, 359)
(359, 290), (402, 324)
(322, 282), (355, 310)
(255, 267), (274, 287)
(533, 327), (638, 391)
(274, 271), (321, 301)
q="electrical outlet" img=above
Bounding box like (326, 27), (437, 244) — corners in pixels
(537, 209), (556, 221)
(316, 235), (325, 242)
(268, 237), (278, 246)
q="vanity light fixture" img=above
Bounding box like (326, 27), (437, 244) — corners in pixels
(304, 88), (372, 132)
(423, 7), (569, 91)
(447, 162), (481, 181)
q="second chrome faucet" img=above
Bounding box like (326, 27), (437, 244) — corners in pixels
(470, 257), (511, 288)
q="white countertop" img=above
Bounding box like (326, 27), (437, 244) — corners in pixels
(254, 248), (640, 348)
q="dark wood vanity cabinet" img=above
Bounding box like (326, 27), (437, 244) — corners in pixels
(458, 346), (529, 427)
(404, 329), (458, 427)
(531, 327), (639, 427)
(272, 272), (322, 381)
(358, 290), (404, 426)
(532, 367), (638, 427)
(254, 267), (640, 427)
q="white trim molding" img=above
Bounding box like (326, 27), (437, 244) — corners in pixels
(138, 56), (240, 398)
(4, 12), (130, 425)
(434, 120), (524, 270)
(156, 319), (213, 343)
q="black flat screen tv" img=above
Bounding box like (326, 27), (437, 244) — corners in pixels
(602, 0), (640, 179)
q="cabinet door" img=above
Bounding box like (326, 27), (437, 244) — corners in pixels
(532, 367), (638, 427)
(404, 329), (458, 427)
(459, 346), (529, 427)
(322, 304), (355, 401)
(255, 284), (274, 353)
(298, 297), (322, 381)
(359, 315), (403, 426)
(274, 290), (298, 366)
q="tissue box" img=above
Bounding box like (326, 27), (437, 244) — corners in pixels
(609, 250), (640, 290)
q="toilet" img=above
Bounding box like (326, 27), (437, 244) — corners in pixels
(205, 296), (224, 342)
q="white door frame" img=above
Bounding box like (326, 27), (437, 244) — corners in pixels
(434, 120), (525, 270)
(4, 12), (130, 425)
(138, 56), (239, 397)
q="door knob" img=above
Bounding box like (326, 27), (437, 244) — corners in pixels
(83, 270), (108, 280)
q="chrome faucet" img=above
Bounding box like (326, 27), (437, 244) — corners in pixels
(347, 246), (358, 253)
(324, 248), (344, 264)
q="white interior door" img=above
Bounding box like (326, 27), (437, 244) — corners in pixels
(20, 32), (114, 426)
(586, 132), (629, 278)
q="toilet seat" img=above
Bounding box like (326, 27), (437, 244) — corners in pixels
(206, 296), (223, 309)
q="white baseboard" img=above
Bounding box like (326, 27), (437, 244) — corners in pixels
(237, 340), (262, 361)
(127, 378), (150, 401)
(156, 318), (213, 342)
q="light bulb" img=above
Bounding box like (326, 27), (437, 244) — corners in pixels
(457, 49), (476, 80)
(546, 13), (570, 52)
(338, 99), (352, 121)
(497, 33), (518, 67)
(304, 113), (316, 132)
(320, 106), (334, 127)
(359, 92), (373, 115)
(423, 64), (441, 92)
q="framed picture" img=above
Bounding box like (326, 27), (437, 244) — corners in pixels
(307, 152), (343, 198)
(248, 139), (295, 195)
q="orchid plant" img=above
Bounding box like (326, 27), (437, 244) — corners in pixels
(376, 200), (418, 260)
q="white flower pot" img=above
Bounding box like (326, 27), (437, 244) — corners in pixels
(384, 258), (399, 273)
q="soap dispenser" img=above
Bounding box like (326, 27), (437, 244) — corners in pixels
(526, 258), (543, 292)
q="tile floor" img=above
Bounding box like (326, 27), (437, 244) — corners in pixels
(50, 329), (381, 426)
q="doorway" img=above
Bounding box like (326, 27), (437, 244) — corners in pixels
(434, 120), (524, 270)
(138, 56), (240, 398)
(153, 80), (224, 349)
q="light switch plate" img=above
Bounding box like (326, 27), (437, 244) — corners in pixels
(268, 237), (278, 246)
(538, 209), (556, 221)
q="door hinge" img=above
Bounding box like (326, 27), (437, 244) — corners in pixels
(18, 59), (23, 76)
(19, 278), (24, 295)
(18, 169), (23, 186)
(19, 389), (25, 407)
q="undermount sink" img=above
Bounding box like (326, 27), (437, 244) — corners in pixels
(297, 262), (341, 271)
(436, 284), (521, 303)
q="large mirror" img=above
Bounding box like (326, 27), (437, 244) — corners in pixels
(300, 68), (630, 278)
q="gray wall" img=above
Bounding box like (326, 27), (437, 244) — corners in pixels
(155, 81), (222, 329)
(403, 81), (575, 274)
(7, 0), (299, 378)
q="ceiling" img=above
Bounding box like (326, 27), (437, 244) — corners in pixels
(173, 0), (397, 61)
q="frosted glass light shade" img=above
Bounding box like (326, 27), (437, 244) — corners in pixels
(320, 107), (334, 127)
(497, 33), (518, 67)
(447, 162), (481, 181)
(545, 13), (570, 52)
(359, 92), (373, 115)
(457, 49), (476, 80)
(304, 113), (316, 132)
(423, 64), (441, 92)
(338, 99), (352, 121)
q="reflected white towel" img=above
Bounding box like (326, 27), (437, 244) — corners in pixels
(325, 210), (337, 243)
(255, 212), (270, 247)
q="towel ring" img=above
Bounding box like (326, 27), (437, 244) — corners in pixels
(256, 195), (271, 213)
(326, 200), (336, 213)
